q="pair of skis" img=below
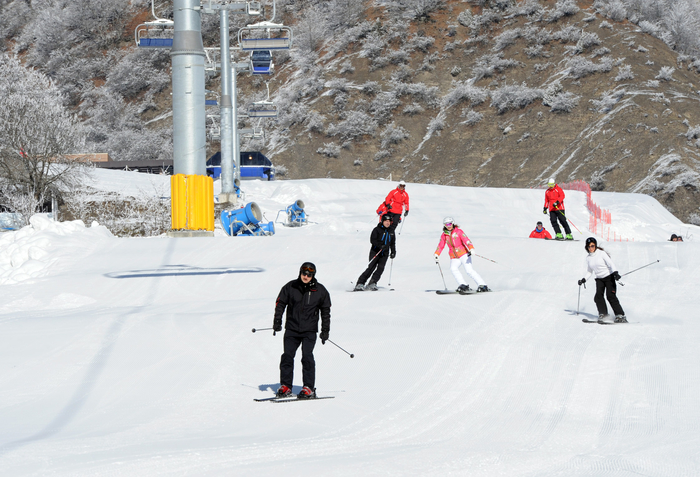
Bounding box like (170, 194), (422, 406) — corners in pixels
(581, 319), (628, 325)
(254, 395), (335, 403)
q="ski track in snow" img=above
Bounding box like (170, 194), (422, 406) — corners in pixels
(1, 177), (699, 476)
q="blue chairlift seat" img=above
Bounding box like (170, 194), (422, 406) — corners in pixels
(138, 37), (173, 48)
(250, 50), (273, 75)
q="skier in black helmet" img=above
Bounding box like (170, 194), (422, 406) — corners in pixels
(354, 214), (396, 291)
(273, 262), (331, 399)
(577, 237), (627, 323)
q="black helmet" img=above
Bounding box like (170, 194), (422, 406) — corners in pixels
(299, 262), (316, 277)
(585, 237), (597, 251)
(381, 214), (393, 223)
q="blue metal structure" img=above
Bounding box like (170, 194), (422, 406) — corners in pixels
(250, 50), (273, 74)
(220, 202), (274, 236)
(207, 151), (274, 181)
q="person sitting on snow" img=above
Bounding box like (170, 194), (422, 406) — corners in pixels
(529, 221), (552, 239)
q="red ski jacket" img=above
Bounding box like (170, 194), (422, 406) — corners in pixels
(544, 185), (566, 212)
(384, 188), (410, 215)
(529, 228), (552, 239)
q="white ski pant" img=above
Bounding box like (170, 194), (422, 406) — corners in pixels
(450, 254), (485, 287)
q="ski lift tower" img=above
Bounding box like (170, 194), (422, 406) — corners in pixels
(166, 0), (216, 235)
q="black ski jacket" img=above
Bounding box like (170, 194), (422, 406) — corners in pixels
(274, 277), (331, 334)
(370, 223), (396, 257)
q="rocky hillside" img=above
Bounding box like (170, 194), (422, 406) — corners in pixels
(262, 0), (700, 224)
(2, 0), (700, 223)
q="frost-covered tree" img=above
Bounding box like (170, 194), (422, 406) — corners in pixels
(0, 54), (87, 224)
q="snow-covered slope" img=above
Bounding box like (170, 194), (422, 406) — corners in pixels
(0, 178), (698, 476)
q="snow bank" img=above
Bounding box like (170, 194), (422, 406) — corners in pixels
(0, 215), (113, 284)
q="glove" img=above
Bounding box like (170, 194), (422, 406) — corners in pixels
(390, 251), (396, 259)
(403, 210), (409, 217)
(382, 244), (390, 251)
(543, 207), (548, 215)
(320, 330), (329, 344)
(554, 201), (560, 208)
(273, 320), (282, 332)
(467, 251), (471, 257)
(385, 203), (392, 210)
(434, 253), (439, 261)
(578, 278), (586, 286)
(612, 271), (621, 281)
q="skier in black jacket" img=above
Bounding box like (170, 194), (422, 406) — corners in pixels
(354, 214), (396, 291)
(273, 262), (331, 399)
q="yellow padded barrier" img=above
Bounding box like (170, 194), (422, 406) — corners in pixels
(170, 174), (214, 231)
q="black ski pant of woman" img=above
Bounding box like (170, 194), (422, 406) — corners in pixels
(280, 330), (317, 389)
(358, 251), (389, 285)
(594, 275), (625, 316)
(549, 210), (571, 235)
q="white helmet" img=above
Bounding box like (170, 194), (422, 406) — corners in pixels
(398, 180), (406, 187)
(443, 216), (454, 225)
(547, 177), (556, 187)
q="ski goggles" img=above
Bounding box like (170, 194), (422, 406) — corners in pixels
(444, 223), (453, 227)
(301, 266), (315, 276)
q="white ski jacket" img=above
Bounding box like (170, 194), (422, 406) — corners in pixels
(584, 249), (617, 280)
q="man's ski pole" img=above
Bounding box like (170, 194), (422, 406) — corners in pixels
(621, 260), (660, 277)
(398, 213), (406, 235)
(327, 339), (354, 358)
(388, 258), (394, 286)
(252, 327), (274, 333)
(366, 249), (382, 267)
(473, 253), (497, 264)
(436, 260), (448, 290)
(557, 207), (582, 234)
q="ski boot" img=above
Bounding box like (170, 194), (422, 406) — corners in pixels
(555, 233), (564, 241)
(597, 314), (613, 324)
(457, 284), (471, 294)
(614, 314), (628, 323)
(297, 386), (317, 399)
(565, 234), (574, 240)
(353, 282), (365, 291)
(366, 282), (378, 291)
(276, 385), (293, 398)
(476, 285), (490, 292)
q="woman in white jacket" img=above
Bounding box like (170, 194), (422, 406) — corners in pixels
(577, 237), (627, 323)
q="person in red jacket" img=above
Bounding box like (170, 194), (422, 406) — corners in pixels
(529, 221), (552, 239)
(381, 180), (410, 232)
(543, 178), (572, 240)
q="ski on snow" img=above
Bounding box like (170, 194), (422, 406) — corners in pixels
(581, 319), (628, 324)
(348, 287), (394, 292)
(254, 396), (335, 403)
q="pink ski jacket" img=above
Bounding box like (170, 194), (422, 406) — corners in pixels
(435, 227), (474, 259)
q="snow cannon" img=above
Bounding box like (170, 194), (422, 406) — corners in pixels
(221, 202), (262, 236)
(285, 200), (307, 226)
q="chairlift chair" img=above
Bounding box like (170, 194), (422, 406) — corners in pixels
(247, 1), (263, 15)
(247, 101), (278, 118)
(241, 127), (264, 139)
(249, 50), (273, 75)
(135, 20), (175, 48)
(238, 21), (292, 51)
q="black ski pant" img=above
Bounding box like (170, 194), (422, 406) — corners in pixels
(280, 330), (317, 389)
(387, 212), (402, 232)
(549, 210), (571, 235)
(358, 251), (389, 285)
(594, 275), (625, 316)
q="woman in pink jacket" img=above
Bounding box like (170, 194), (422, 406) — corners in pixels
(434, 217), (490, 294)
